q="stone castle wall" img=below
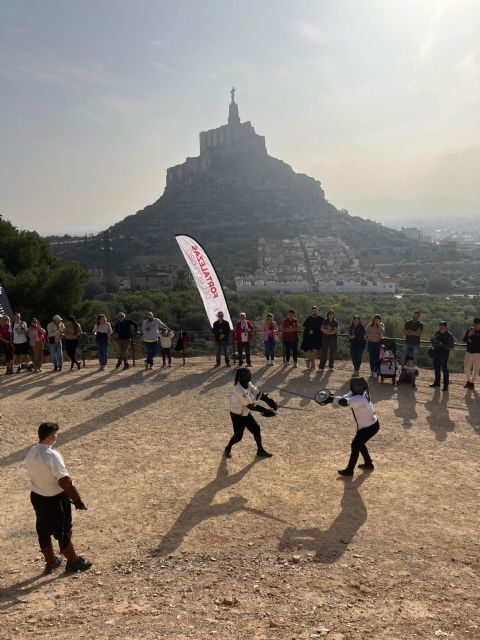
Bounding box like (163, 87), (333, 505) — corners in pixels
(166, 107), (266, 188)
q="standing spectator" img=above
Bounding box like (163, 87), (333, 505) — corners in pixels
(301, 306), (323, 371)
(28, 319), (46, 373)
(159, 328), (175, 368)
(402, 310), (423, 364)
(463, 317), (480, 389)
(47, 315), (65, 372)
(235, 312), (254, 367)
(0, 315), (14, 374)
(113, 311), (138, 370)
(93, 314), (112, 371)
(12, 312), (30, 373)
(262, 313), (278, 365)
(64, 315), (82, 371)
(319, 309), (338, 371)
(348, 315), (366, 376)
(212, 311), (231, 368)
(141, 311), (167, 370)
(282, 309), (299, 368)
(429, 321), (454, 391)
(366, 314), (385, 378)
(26, 422), (91, 574)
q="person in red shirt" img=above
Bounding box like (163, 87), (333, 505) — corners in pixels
(0, 315), (14, 374)
(234, 312), (254, 367)
(282, 309), (299, 367)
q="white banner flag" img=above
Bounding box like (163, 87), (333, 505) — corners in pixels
(175, 235), (233, 328)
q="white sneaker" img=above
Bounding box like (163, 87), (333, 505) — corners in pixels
(270, 360), (274, 366)
(294, 362), (298, 368)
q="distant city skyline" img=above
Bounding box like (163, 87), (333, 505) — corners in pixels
(1, 0), (479, 235)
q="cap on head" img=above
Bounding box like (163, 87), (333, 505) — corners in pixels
(349, 377), (369, 396)
(474, 317), (480, 325)
(439, 320), (448, 327)
(53, 315), (62, 322)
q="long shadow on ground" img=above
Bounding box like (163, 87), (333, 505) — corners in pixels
(279, 472), (369, 564)
(154, 456), (284, 557)
(0, 368), (228, 469)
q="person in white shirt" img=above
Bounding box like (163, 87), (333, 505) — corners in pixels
(46, 314), (65, 372)
(25, 422), (92, 574)
(93, 313), (113, 370)
(12, 312), (29, 373)
(159, 328), (175, 368)
(224, 368), (277, 459)
(141, 311), (167, 369)
(328, 377), (380, 476)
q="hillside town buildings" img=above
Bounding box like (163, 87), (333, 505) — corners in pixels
(235, 236), (396, 294)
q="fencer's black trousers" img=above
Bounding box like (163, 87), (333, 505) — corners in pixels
(226, 412), (264, 452)
(346, 421), (380, 471)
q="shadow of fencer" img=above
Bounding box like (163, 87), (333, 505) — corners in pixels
(279, 472), (369, 564)
(154, 456), (285, 557)
(465, 389), (479, 434)
(394, 386), (418, 430)
(425, 388), (455, 442)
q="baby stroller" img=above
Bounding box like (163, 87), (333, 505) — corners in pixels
(377, 338), (398, 384)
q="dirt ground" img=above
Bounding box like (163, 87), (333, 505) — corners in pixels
(0, 356), (479, 640)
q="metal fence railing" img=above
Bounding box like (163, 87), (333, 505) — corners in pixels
(1, 329), (469, 372)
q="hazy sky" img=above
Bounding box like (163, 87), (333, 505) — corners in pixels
(1, 0), (479, 234)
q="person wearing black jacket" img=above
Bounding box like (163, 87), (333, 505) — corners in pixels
(348, 315), (367, 376)
(301, 306), (323, 371)
(212, 311), (231, 368)
(113, 312), (138, 370)
(463, 317), (480, 389)
(430, 321), (455, 391)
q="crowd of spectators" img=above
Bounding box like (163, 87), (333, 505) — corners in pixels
(1, 308), (479, 391)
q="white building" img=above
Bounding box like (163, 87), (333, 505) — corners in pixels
(316, 278), (396, 294)
(235, 276), (311, 294)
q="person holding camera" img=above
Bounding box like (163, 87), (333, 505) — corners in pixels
(224, 368), (277, 459)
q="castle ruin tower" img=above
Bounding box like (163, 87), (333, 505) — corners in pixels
(228, 86), (241, 126)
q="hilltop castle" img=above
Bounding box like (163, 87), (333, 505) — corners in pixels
(166, 88), (267, 188)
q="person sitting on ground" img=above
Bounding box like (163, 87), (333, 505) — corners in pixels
(397, 355), (419, 389)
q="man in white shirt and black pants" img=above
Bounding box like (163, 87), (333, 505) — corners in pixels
(328, 377), (380, 476)
(26, 422), (92, 574)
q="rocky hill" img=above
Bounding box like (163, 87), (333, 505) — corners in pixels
(51, 91), (417, 277)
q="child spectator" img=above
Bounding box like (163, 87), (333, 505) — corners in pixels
(397, 355), (419, 389)
(159, 328), (175, 368)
